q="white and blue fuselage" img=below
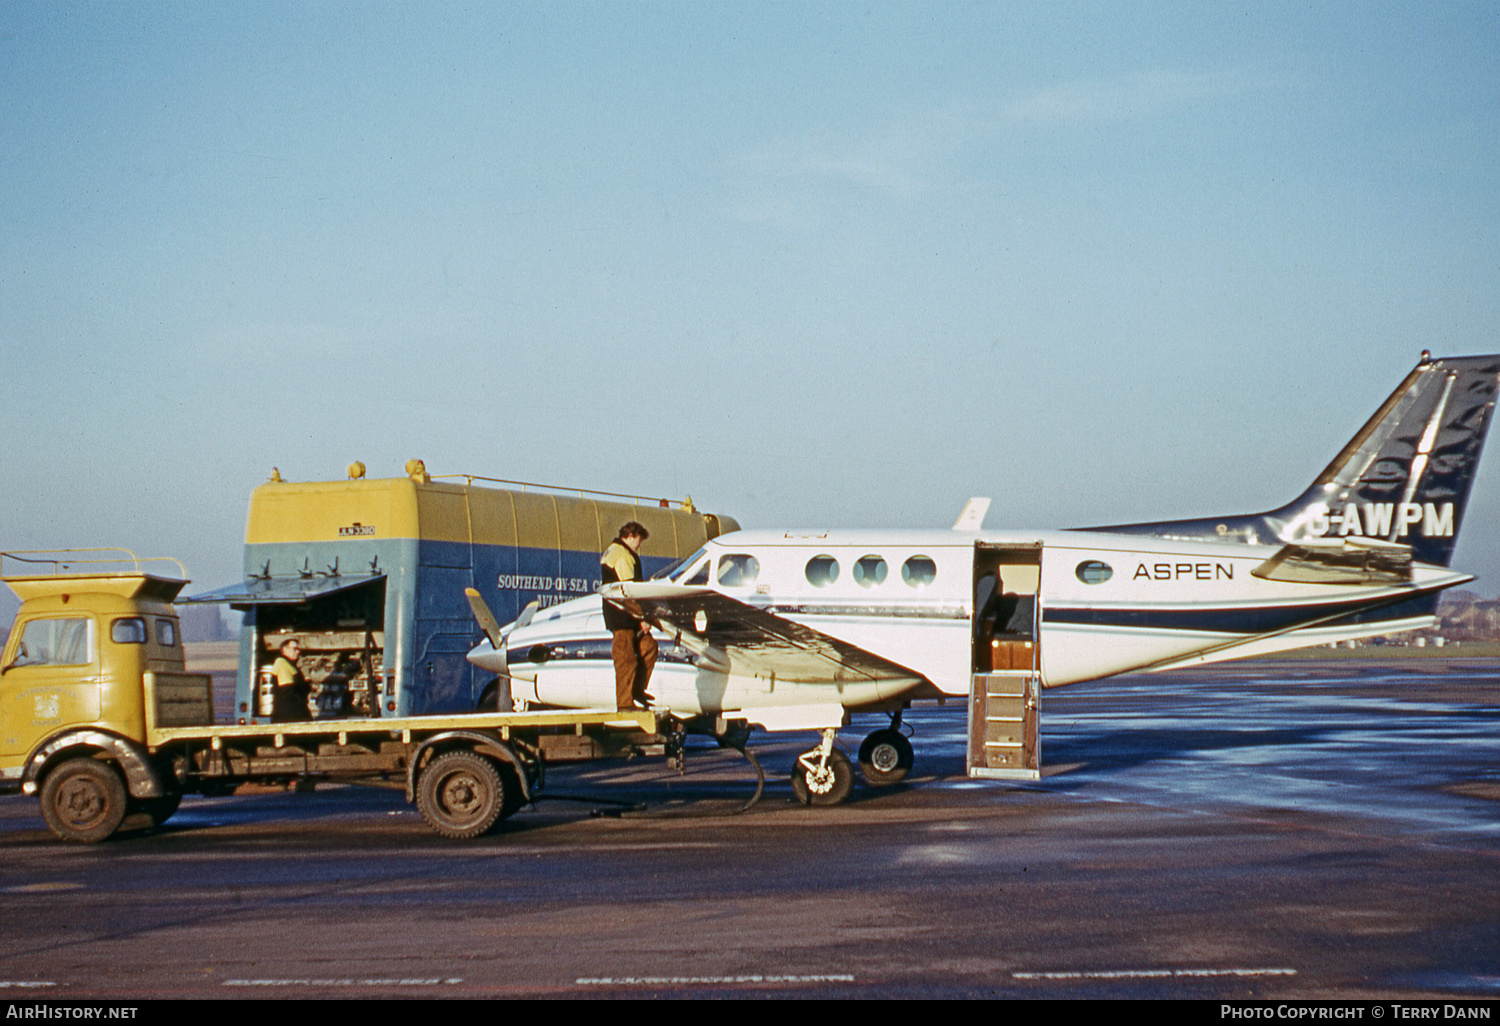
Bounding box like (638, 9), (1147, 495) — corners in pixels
(468, 526), (1468, 719)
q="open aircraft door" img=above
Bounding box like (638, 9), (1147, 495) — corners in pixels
(967, 542), (1041, 780)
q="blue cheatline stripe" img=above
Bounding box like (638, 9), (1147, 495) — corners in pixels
(1043, 592), (1439, 634)
(510, 639), (694, 667)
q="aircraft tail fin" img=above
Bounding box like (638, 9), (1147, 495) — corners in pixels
(953, 497), (992, 531)
(1087, 352), (1500, 567)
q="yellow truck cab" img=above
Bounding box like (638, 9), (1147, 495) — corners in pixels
(1, 552), (201, 841)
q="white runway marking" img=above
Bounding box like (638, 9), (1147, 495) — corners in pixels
(225, 978), (463, 987)
(0, 982), (58, 988)
(1012, 967), (1296, 980)
(578, 974), (855, 986)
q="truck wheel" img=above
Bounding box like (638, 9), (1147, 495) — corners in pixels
(417, 751), (506, 839)
(790, 749), (853, 807)
(39, 758), (128, 843)
(497, 763), (526, 820)
(130, 792), (183, 828)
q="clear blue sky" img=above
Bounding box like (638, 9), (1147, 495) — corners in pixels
(4, 1), (1500, 600)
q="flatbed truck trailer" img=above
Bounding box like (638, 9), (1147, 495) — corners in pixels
(0, 556), (667, 843)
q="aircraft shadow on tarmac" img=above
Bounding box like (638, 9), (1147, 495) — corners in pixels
(1037, 724), (1339, 778)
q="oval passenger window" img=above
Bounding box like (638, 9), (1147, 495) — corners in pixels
(805, 556), (839, 588)
(1075, 560), (1113, 584)
(853, 556), (888, 588)
(902, 556), (937, 588)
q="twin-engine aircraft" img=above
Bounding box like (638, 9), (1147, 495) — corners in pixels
(467, 353), (1499, 804)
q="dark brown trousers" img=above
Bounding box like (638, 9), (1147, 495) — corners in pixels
(611, 628), (658, 710)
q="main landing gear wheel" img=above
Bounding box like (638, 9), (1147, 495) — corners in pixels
(417, 751), (506, 839)
(39, 758), (128, 843)
(858, 729), (914, 786)
(791, 748), (853, 806)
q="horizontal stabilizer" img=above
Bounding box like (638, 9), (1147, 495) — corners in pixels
(1252, 538), (1412, 586)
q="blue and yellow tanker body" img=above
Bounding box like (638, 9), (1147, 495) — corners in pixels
(192, 463), (737, 723)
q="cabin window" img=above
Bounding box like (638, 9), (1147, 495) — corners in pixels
(683, 560), (710, 586)
(717, 554), (760, 588)
(853, 555), (888, 588)
(902, 556), (937, 588)
(1075, 560), (1113, 584)
(156, 619), (178, 647)
(111, 618), (147, 645)
(10, 617), (92, 667)
(805, 556), (839, 588)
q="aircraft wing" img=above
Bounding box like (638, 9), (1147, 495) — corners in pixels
(601, 581), (930, 686)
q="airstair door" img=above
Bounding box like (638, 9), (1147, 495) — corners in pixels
(967, 543), (1041, 780)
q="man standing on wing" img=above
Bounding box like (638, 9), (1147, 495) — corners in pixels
(601, 521), (657, 712)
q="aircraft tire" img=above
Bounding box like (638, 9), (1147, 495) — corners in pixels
(791, 749), (853, 806)
(858, 730), (913, 786)
(39, 758), (129, 843)
(416, 750), (506, 839)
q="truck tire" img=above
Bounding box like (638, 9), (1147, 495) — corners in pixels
(416, 750), (506, 839)
(497, 763), (526, 820)
(39, 758), (128, 843)
(129, 792), (183, 828)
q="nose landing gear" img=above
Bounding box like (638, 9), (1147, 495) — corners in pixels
(791, 728), (854, 806)
(789, 710), (916, 803)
